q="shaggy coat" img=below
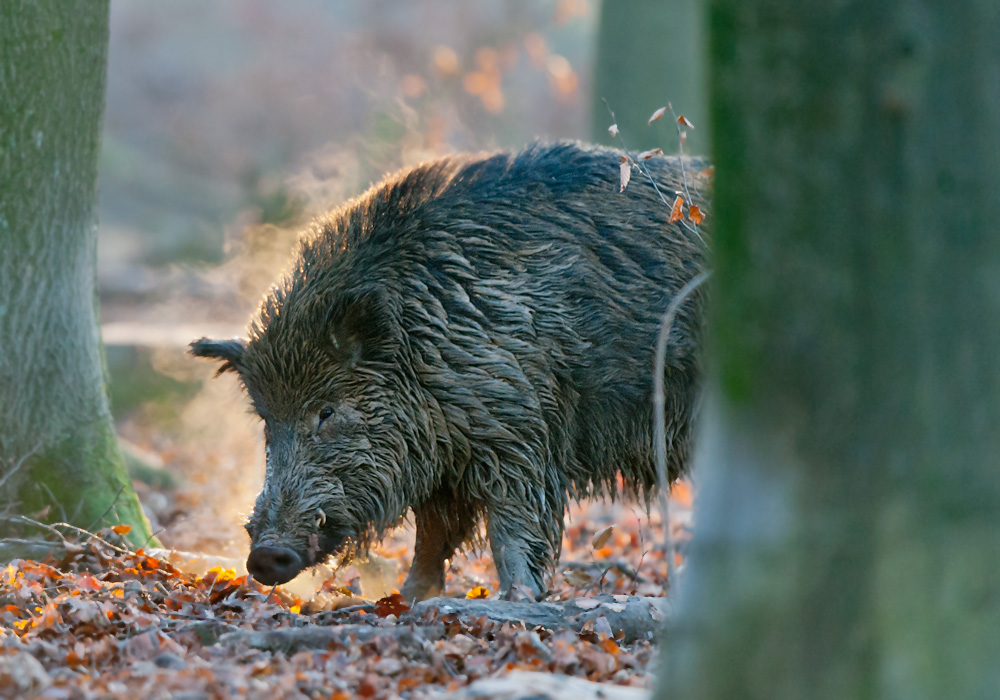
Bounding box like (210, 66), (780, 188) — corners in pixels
(191, 141), (708, 599)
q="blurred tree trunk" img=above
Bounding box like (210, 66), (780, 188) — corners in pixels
(658, 1), (1000, 699)
(0, 0), (155, 551)
(591, 0), (708, 154)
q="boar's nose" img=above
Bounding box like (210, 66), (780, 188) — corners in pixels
(246, 546), (303, 585)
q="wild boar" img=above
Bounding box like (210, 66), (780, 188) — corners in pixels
(191, 141), (707, 600)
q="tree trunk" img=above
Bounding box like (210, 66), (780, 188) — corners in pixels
(0, 1), (154, 549)
(590, 0), (708, 155)
(658, 1), (1000, 699)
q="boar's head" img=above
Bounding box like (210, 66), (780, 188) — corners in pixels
(191, 281), (434, 585)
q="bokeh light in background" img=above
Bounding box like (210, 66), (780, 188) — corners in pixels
(98, 0), (593, 299)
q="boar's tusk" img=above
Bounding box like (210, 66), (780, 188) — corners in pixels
(316, 509), (327, 529)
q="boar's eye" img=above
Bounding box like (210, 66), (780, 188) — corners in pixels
(318, 407), (334, 424)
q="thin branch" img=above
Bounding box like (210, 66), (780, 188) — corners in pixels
(653, 270), (711, 593)
(6, 514), (132, 555)
(603, 100), (672, 205)
(86, 483), (126, 534)
(666, 103), (698, 221)
(0, 442), (43, 492)
(602, 99), (708, 248)
(659, 101), (705, 241)
(0, 537), (58, 548)
(36, 480), (68, 523)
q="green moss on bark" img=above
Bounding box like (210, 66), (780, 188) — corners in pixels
(11, 420), (158, 550)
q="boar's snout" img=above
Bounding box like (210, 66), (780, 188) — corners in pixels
(247, 545), (303, 585)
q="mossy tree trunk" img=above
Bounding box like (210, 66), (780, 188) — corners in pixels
(0, 0), (155, 551)
(591, 0), (708, 154)
(658, 0), (1000, 699)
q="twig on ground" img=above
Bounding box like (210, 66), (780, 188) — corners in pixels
(5, 514), (133, 556)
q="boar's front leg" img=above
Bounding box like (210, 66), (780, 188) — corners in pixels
(400, 496), (474, 602)
(486, 504), (549, 600)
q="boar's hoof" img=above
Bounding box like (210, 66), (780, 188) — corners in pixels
(247, 546), (303, 585)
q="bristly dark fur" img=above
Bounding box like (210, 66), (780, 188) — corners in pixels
(191, 141), (709, 599)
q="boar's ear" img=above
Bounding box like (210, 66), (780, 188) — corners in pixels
(328, 287), (399, 364)
(189, 337), (247, 376)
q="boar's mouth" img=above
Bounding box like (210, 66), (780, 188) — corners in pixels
(247, 528), (354, 586)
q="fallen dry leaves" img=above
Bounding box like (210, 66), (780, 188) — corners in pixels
(0, 523), (676, 698)
(0, 478), (694, 700)
(4, 404), (694, 700)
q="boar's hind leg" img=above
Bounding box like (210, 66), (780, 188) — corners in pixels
(486, 505), (549, 600)
(400, 499), (474, 602)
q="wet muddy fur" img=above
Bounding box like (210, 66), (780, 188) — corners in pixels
(191, 141), (708, 599)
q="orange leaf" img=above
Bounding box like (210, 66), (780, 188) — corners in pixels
(669, 195), (685, 223)
(374, 592), (410, 617)
(619, 156), (631, 192)
(688, 205), (705, 225)
(35, 601), (63, 630)
(677, 114), (695, 129)
(637, 147), (663, 160)
(670, 479), (694, 507)
(77, 572), (102, 592)
(648, 106), (667, 124)
(397, 677), (422, 692)
(466, 586), (491, 599)
(201, 566), (236, 587)
(110, 524), (132, 535)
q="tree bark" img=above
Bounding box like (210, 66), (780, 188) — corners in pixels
(0, 1), (154, 548)
(591, 0), (708, 155)
(658, 1), (1000, 699)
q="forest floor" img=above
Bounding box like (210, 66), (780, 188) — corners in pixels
(2, 374), (693, 699)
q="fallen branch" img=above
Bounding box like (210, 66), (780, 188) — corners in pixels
(215, 595), (668, 653)
(218, 623), (445, 654)
(414, 595), (669, 643)
(0, 539), (65, 562)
